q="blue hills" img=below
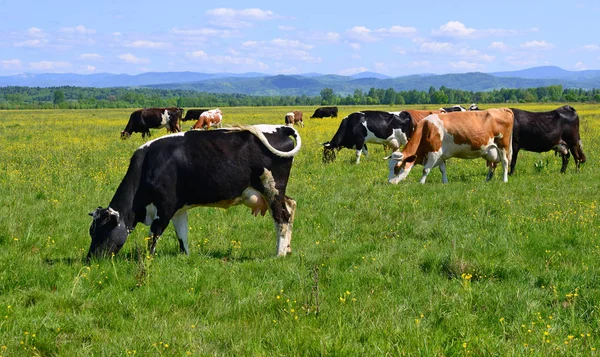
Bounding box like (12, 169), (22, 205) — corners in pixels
(1, 66), (599, 95)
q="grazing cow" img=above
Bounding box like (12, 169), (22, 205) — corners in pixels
(285, 110), (304, 128)
(181, 109), (209, 121)
(310, 106), (338, 118)
(192, 108), (223, 130)
(510, 105), (586, 174)
(87, 125), (302, 260)
(121, 107), (183, 139)
(440, 105), (467, 112)
(469, 104), (480, 111)
(322, 111), (413, 164)
(386, 108), (514, 184)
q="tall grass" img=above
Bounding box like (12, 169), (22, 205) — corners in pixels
(0, 104), (598, 356)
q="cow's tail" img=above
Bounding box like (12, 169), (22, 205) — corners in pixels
(240, 125), (302, 158)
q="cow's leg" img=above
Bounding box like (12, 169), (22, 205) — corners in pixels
(570, 141), (586, 171)
(172, 209), (189, 254)
(509, 145), (519, 175)
(259, 168), (295, 256)
(148, 203), (176, 255)
(420, 153), (440, 184)
(560, 152), (570, 173)
(499, 148), (509, 182)
(439, 161), (448, 184)
(486, 161), (496, 181)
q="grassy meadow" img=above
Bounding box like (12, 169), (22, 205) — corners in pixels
(0, 103), (599, 356)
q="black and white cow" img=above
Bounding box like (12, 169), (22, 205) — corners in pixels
(88, 125), (302, 260)
(510, 105), (586, 174)
(121, 107), (184, 139)
(322, 110), (412, 164)
(468, 104), (480, 111)
(181, 109), (209, 121)
(310, 106), (338, 118)
(440, 105), (467, 112)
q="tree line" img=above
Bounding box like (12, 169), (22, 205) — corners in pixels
(0, 85), (599, 110)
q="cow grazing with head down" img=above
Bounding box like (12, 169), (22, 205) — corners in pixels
(322, 110), (413, 164)
(192, 108), (223, 130)
(285, 110), (304, 128)
(440, 105), (467, 112)
(121, 107), (183, 139)
(310, 106), (338, 118)
(386, 108), (514, 184)
(88, 125), (302, 260)
(181, 109), (209, 121)
(469, 104), (480, 111)
(509, 105), (586, 174)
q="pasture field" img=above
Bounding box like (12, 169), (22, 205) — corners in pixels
(0, 103), (599, 356)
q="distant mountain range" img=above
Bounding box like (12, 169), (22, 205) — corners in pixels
(1, 66), (599, 95)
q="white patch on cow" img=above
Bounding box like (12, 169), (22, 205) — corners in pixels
(286, 112), (294, 116)
(253, 124), (281, 134)
(172, 209), (189, 254)
(144, 203), (158, 226)
(275, 197), (296, 256)
(138, 132), (186, 149)
(160, 110), (170, 126)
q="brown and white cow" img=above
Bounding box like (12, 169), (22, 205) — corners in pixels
(386, 108), (514, 184)
(285, 110), (304, 128)
(192, 108), (223, 130)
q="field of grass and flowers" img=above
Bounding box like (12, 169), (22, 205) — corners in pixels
(0, 103), (599, 356)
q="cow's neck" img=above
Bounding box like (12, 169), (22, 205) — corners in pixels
(108, 155), (143, 229)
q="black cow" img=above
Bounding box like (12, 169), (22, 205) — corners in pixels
(88, 125), (302, 260)
(310, 106), (338, 118)
(510, 105), (586, 174)
(121, 107), (184, 139)
(182, 109), (209, 121)
(440, 105), (467, 112)
(322, 110), (412, 164)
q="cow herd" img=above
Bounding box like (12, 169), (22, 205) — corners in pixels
(88, 104), (586, 260)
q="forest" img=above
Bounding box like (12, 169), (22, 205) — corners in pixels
(1, 84), (600, 109)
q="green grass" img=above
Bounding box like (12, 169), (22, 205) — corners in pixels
(0, 104), (599, 356)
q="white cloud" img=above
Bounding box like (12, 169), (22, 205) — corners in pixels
(206, 8), (277, 28)
(346, 25), (416, 43)
(374, 62), (388, 73)
(376, 25), (417, 37)
(86, 65), (96, 72)
(419, 42), (454, 53)
(243, 38), (313, 50)
(28, 27), (45, 37)
(1, 59), (22, 69)
(450, 61), (484, 71)
(325, 32), (340, 42)
(188, 50), (208, 59)
(433, 21), (476, 38)
(29, 61), (71, 71)
(395, 47), (407, 55)
(14, 39), (47, 47)
(339, 67), (368, 76)
(347, 26), (377, 42)
(118, 53), (150, 64)
(520, 40), (555, 50)
(349, 42), (362, 51)
(60, 25), (96, 35)
(126, 40), (171, 49)
(78, 53), (102, 60)
(574, 62), (587, 70)
(170, 27), (237, 38)
(489, 41), (509, 51)
(112, 32), (122, 37)
(279, 25), (294, 31)
(582, 44), (599, 51)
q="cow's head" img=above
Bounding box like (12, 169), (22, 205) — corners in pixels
(87, 207), (129, 260)
(384, 151), (417, 184)
(322, 142), (337, 163)
(120, 131), (131, 139)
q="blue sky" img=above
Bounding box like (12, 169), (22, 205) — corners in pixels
(0, 0), (599, 76)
